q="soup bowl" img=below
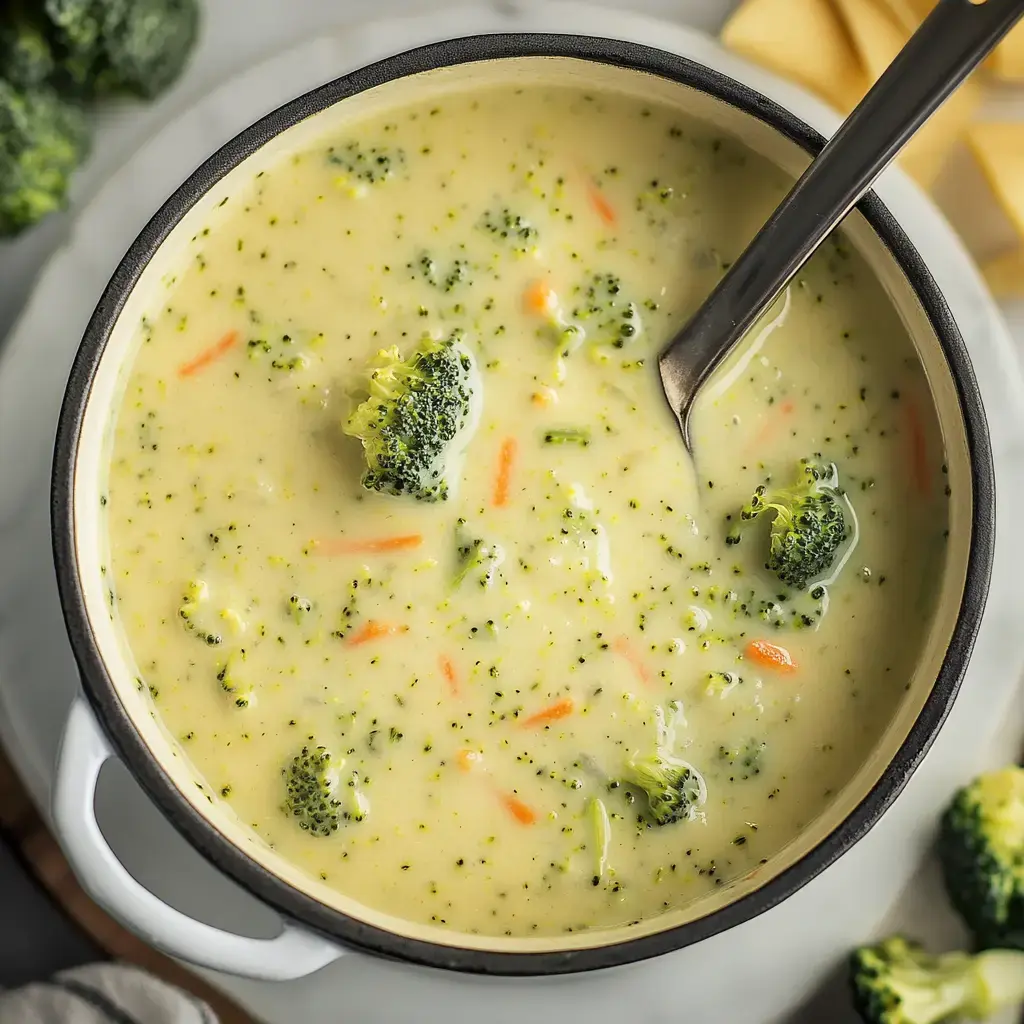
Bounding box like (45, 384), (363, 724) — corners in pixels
(50, 33), (994, 981)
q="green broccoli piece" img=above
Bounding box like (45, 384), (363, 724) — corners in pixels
(344, 333), (480, 502)
(570, 272), (644, 348)
(0, 81), (90, 237)
(283, 746), (344, 837)
(414, 251), (474, 292)
(478, 206), (539, 254)
(542, 428), (591, 447)
(621, 751), (706, 827)
(717, 739), (765, 781)
(326, 140), (404, 187)
(939, 766), (1024, 950)
(215, 651), (253, 710)
(849, 935), (1024, 1024)
(589, 796), (612, 886)
(0, 6), (58, 89)
(44, 0), (200, 99)
(453, 521), (504, 589)
(728, 459), (849, 590)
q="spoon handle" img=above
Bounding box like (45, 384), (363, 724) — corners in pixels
(660, 0), (1024, 413)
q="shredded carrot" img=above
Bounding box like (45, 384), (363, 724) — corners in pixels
(498, 791), (537, 825)
(905, 396), (931, 495)
(492, 437), (518, 508)
(531, 387), (557, 408)
(586, 181), (617, 226)
(316, 534), (423, 555)
(439, 654), (460, 697)
(612, 636), (651, 687)
(521, 697), (575, 728)
(523, 279), (557, 316)
(346, 620), (406, 647)
(745, 639), (798, 673)
(457, 749), (482, 772)
(176, 330), (239, 378)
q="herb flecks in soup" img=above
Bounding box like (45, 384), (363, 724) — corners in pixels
(105, 85), (947, 938)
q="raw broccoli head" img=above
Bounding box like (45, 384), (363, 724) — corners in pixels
(730, 459), (848, 590)
(621, 751), (706, 826)
(0, 7), (58, 89)
(284, 746), (341, 837)
(939, 766), (1024, 950)
(344, 333), (480, 502)
(45, 0), (200, 99)
(0, 81), (90, 237)
(849, 935), (1024, 1024)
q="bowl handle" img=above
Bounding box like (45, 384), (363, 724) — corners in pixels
(53, 697), (346, 981)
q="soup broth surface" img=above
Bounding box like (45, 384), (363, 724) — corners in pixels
(105, 82), (948, 939)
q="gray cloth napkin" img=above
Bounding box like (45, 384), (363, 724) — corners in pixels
(0, 964), (218, 1024)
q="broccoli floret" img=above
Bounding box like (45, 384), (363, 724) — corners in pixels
(0, 6), (58, 88)
(44, 0), (200, 99)
(282, 748), (372, 833)
(729, 459), (849, 590)
(621, 751), (706, 826)
(570, 272), (643, 348)
(939, 767), (1024, 950)
(849, 935), (1024, 1024)
(344, 333), (480, 502)
(0, 81), (89, 237)
(283, 746), (341, 837)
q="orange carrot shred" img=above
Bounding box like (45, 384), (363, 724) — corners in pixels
(906, 396), (931, 496)
(457, 749), (481, 772)
(586, 181), (617, 225)
(498, 791), (537, 825)
(745, 639), (798, 673)
(492, 437), (518, 508)
(612, 636), (651, 687)
(177, 330), (239, 378)
(749, 397), (795, 450)
(521, 697), (575, 728)
(316, 534), (423, 555)
(439, 654), (460, 697)
(523, 279), (556, 316)
(347, 620), (406, 647)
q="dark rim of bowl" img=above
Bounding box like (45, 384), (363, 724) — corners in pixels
(50, 33), (995, 976)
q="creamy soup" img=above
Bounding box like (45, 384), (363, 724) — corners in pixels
(104, 82), (948, 939)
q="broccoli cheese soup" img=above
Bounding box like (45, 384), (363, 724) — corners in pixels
(103, 80), (949, 940)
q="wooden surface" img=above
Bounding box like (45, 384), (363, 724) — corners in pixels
(0, 746), (257, 1024)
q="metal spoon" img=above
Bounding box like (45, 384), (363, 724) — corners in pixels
(659, 0), (1024, 450)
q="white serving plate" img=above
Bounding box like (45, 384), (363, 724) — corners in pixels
(2, 4), (1024, 1022)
